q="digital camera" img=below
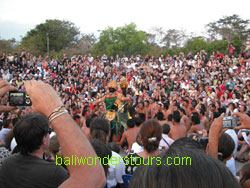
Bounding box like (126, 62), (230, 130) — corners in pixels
(9, 91), (32, 106)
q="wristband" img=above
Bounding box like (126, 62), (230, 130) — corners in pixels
(48, 105), (65, 120)
(49, 110), (68, 123)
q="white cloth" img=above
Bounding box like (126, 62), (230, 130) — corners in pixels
(159, 134), (174, 150)
(131, 142), (144, 153)
(107, 151), (125, 188)
(0, 128), (10, 144)
(10, 138), (17, 151)
(225, 129), (238, 176)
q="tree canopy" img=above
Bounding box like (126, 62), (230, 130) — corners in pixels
(206, 14), (250, 42)
(20, 19), (80, 55)
(93, 23), (150, 57)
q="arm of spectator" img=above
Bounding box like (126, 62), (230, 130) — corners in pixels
(24, 80), (106, 188)
(233, 112), (250, 130)
(207, 113), (224, 158)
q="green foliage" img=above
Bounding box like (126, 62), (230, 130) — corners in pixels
(206, 40), (228, 54)
(20, 19), (80, 55)
(93, 23), (151, 57)
(184, 38), (208, 55)
(49, 51), (62, 60)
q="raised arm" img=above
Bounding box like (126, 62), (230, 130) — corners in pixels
(24, 80), (106, 188)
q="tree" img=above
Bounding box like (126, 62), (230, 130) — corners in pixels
(162, 29), (188, 48)
(0, 38), (17, 54)
(147, 27), (188, 48)
(93, 23), (150, 57)
(206, 14), (250, 42)
(184, 38), (208, 55)
(20, 19), (80, 55)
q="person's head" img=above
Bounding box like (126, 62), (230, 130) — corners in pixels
(156, 112), (164, 121)
(133, 117), (142, 127)
(108, 142), (121, 154)
(168, 114), (173, 122)
(48, 135), (60, 156)
(2, 119), (12, 129)
(90, 139), (112, 177)
(240, 163), (250, 186)
(13, 114), (51, 155)
(162, 124), (171, 135)
(170, 137), (203, 150)
(179, 108), (186, 116)
(218, 133), (235, 162)
(127, 119), (135, 128)
(129, 147), (240, 188)
(139, 119), (162, 153)
(172, 111), (181, 123)
(138, 113), (146, 122)
(191, 114), (200, 125)
(90, 118), (110, 144)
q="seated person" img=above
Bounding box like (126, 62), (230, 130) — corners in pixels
(119, 119), (138, 151)
(159, 123), (174, 150)
(125, 119), (162, 174)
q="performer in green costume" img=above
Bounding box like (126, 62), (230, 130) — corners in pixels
(96, 80), (131, 142)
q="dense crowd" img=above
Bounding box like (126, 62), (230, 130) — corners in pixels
(0, 41), (250, 188)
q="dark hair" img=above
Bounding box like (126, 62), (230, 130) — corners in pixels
(127, 119), (135, 128)
(85, 117), (92, 128)
(3, 119), (11, 128)
(13, 114), (50, 155)
(179, 108), (186, 115)
(218, 133), (235, 162)
(133, 117), (142, 127)
(170, 137), (203, 150)
(129, 147), (240, 188)
(156, 112), (164, 121)
(108, 142), (121, 154)
(168, 114), (173, 121)
(138, 113), (146, 122)
(240, 163), (250, 186)
(90, 139), (112, 177)
(140, 119), (162, 153)
(200, 109), (205, 116)
(90, 118), (110, 143)
(191, 114), (200, 124)
(173, 111), (181, 123)
(162, 124), (171, 135)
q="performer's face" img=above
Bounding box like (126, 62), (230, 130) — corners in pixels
(109, 88), (115, 93)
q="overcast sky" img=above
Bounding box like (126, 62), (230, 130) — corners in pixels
(0, 0), (249, 40)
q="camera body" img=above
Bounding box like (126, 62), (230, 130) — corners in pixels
(223, 116), (237, 129)
(9, 91), (32, 106)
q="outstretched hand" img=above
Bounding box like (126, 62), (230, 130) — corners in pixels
(24, 80), (63, 117)
(0, 80), (18, 113)
(233, 112), (250, 130)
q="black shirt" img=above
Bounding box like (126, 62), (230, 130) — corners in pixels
(0, 153), (68, 188)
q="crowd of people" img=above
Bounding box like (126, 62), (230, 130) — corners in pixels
(0, 41), (250, 187)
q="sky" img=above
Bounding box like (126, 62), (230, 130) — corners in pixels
(0, 0), (250, 41)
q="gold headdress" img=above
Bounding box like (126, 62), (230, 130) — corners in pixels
(107, 80), (117, 90)
(120, 77), (128, 89)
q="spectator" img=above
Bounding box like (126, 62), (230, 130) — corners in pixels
(125, 119), (162, 174)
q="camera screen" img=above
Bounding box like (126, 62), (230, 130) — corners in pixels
(9, 92), (24, 106)
(223, 116), (237, 129)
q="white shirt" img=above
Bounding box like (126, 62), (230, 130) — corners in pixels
(131, 142), (144, 153)
(107, 151), (125, 188)
(225, 129), (238, 176)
